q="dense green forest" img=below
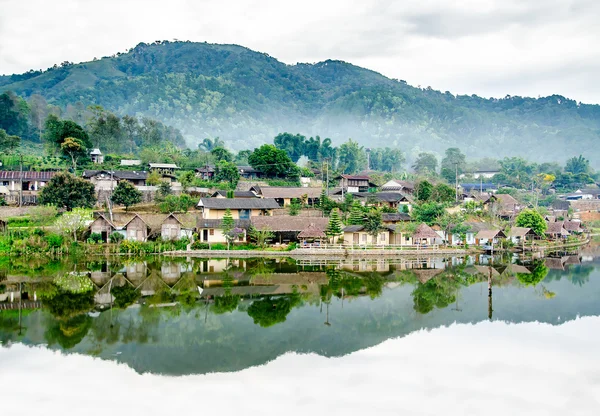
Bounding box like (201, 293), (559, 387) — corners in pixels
(1, 40), (600, 165)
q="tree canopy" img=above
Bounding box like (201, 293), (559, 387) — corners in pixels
(39, 173), (97, 210)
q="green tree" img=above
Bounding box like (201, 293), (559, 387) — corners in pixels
(347, 200), (365, 225)
(431, 183), (456, 203)
(54, 208), (94, 241)
(211, 146), (233, 162)
(248, 144), (297, 178)
(43, 115), (91, 152)
(221, 208), (235, 250)
(412, 153), (438, 174)
(178, 171), (196, 191)
(288, 198), (301, 216)
(198, 137), (224, 152)
(247, 295), (301, 327)
(564, 155), (590, 175)
(411, 202), (446, 225)
(214, 160), (240, 186)
(248, 226), (275, 248)
(0, 128), (20, 153)
(274, 132), (306, 162)
(338, 139), (366, 174)
(157, 182), (172, 199)
(39, 172), (97, 210)
(111, 181), (142, 211)
(437, 212), (465, 245)
(60, 137), (87, 171)
(415, 180), (434, 201)
(325, 208), (343, 242)
(363, 209), (383, 241)
(440, 147), (466, 183)
(515, 208), (547, 235)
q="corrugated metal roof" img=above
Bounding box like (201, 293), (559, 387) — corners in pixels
(0, 171), (56, 180)
(198, 198), (280, 210)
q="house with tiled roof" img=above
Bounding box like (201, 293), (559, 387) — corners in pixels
(250, 186), (322, 207)
(197, 198), (280, 219)
(545, 221), (569, 240)
(337, 174), (377, 193)
(83, 170), (147, 189)
(252, 216), (329, 243)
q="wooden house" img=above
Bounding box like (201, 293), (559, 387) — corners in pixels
(507, 227), (537, 245)
(337, 175), (377, 193)
(545, 221), (570, 240)
(197, 198), (280, 219)
(252, 216), (329, 244)
(82, 170), (147, 189)
(250, 186), (322, 207)
(196, 219), (251, 244)
(161, 213), (197, 240)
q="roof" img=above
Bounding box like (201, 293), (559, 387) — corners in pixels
(252, 216), (329, 232)
(83, 170), (148, 180)
(382, 213), (412, 222)
(0, 171), (56, 181)
(339, 174), (371, 180)
(149, 163), (179, 169)
(120, 159), (142, 166)
(237, 165), (261, 174)
(211, 190), (258, 198)
(257, 187), (322, 199)
(546, 221), (569, 236)
(412, 223), (440, 239)
(197, 218), (251, 229)
(475, 229), (506, 240)
(461, 183), (497, 191)
(195, 166), (215, 173)
(197, 198), (281, 210)
(352, 192), (409, 202)
(168, 213), (198, 229)
(90, 148), (102, 155)
(297, 224), (327, 238)
(507, 227), (535, 238)
(564, 220), (584, 232)
(464, 222), (493, 233)
(343, 225), (365, 233)
(381, 180), (415, 191)
(545, 257), (566, 270)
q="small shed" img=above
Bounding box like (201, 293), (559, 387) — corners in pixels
(298, 224), (327, 245)
(90, 148), (104, 164)
(412, 223), (441, 246)
(507, 227), (537, 244)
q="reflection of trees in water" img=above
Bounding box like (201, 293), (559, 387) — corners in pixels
(111, 285), (141, 309)
(247, 294), (302, 327)
(411, 277), (458, 315)
(517, 260), (549, 287)
(212, 295), (241, 314)
(567, 265), (593, 287)
(45, 314), (93, 349)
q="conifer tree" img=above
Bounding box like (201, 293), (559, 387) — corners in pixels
(221, 208), (235, 250)
(347, 201), (365, 225)
(326, 208), (343, 242)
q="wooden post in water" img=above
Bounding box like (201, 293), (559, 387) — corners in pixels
(488, 266), (493, 321)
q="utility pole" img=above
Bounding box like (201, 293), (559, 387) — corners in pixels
(325, 158), (329, 197)
(18, 153), (23, 208)
(455, 162), (459, 203)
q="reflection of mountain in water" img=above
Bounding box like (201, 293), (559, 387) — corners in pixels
(1, 253), (599, 375)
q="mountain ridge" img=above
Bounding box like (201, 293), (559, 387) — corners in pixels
(1, 40), (599, 164)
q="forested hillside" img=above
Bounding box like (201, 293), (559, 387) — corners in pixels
(1, 40), (599, 165)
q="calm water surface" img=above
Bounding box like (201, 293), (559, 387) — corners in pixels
(1, 249), (600, 414)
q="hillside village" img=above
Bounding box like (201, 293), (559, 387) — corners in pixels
(0, 147), (595, 254)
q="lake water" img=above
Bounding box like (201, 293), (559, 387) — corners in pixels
(1, 250), (600, 414)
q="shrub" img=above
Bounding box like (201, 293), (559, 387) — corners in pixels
(191, 241), (209, 250)
(88, 232), (103, 244)
(109, 232), (124, 243)
(111, 285), (141, 308)
(45, 233), (65, 249)
(210, 243), (228, 250)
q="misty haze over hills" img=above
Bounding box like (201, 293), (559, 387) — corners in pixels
(1, 40), (599, 165)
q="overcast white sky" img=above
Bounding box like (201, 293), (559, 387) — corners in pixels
(1, 0), (599, 103)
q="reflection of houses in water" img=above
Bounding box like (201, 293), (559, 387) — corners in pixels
(124, 262), (148, 285)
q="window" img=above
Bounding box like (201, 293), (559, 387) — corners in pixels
(380, 233), (386, 241)
(361, 234), (367, 242)
(209, 229), (214, 236)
